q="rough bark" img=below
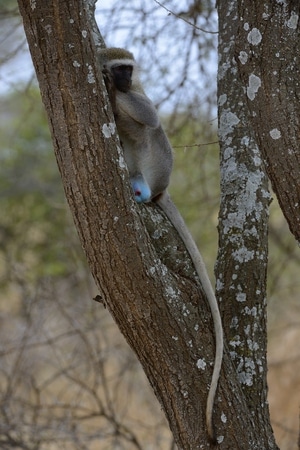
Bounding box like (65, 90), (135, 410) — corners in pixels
(17, 0), (278, 448)
(217, 2), (278, 449)
(235, 1), (300, 242)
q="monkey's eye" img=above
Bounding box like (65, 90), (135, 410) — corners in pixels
(116, 65), (132, 73)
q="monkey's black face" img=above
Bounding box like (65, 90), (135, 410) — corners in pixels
(111, 64), (133, 93)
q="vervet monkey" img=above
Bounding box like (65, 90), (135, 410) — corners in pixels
(99, 47), (223, 442)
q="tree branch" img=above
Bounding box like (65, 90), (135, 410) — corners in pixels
(236, 1), (300, 242)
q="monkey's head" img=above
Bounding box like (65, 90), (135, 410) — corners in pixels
(99, 47), (140, 93)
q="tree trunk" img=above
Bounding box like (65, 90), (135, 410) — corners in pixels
(217, 0), (278, 447)
(17, 0), (279, 448)
(235, 1), (300, 241)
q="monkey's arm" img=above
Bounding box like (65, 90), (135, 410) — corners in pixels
(102, 68), (118, 115)
(117, 91), (160, 129)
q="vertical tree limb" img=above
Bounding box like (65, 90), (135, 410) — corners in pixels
(236, 1), (300, 241)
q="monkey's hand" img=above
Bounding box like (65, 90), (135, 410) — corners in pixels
(102, 68), (117, 114)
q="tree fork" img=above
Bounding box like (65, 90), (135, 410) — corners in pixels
(18, 0), (277, 447)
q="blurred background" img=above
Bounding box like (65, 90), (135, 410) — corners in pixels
(0, 1), (299, 449)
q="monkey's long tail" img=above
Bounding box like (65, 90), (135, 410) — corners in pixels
(157, 192), (223, 443)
